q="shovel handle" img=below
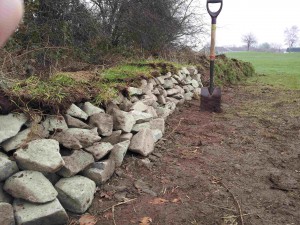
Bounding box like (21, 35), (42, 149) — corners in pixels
(207, 0), (223, 20)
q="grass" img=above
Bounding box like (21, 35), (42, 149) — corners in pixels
(226, 52), (300, 90)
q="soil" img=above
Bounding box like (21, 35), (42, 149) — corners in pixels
(75, 84), (300, 225)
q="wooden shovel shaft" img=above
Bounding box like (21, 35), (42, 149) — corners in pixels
(209, 19), (217, 94)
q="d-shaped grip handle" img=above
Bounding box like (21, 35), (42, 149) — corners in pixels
(207, 0), (223, 19)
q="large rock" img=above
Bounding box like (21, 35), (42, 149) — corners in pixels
(4, 171), (57, 203)
(0, 183), (13, 203)
(109, 140), (130, 167)
(163, 79), (174, 89)
(119, 97), (133, 112)
(130, 111), (153, 124)
(130, 101), (148, 112)
(132, 122), (151, 133)
(101, 130), (122, 145)
(55, 176), (96, 214)
(66, 104), (88, 120)
(0, 155), (19, 182)
(191, 79), (199, 88)
(2, 125), (49, 152)
(42, 116), (68, 132)
(52, 128), (101, 149)
(81, 159), (115, 185)
(113, 110), (136, 133)
(89, 113), (113, 136)
(128, 87), (143, 96)
(13, 198), (68, 225)
(64, 115), (91, 129)
(150, 118), (165, 134)
(152, 129), (163, 142)
(0, 113), (28, 144)
(129, 129), (155, 156)
(141, 93), (158, 106)
(145, 106), (158, 118)
(82, 102), (105, 116)
(120, 133), (133, 142)
(85, 142), (114, 161)
(57, 151), (94, 178)
(14, 139), (64, 173)
(0, 203), (15, 225)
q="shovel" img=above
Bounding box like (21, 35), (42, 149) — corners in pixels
(200, 0), (223, 113)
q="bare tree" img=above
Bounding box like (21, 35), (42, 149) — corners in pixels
(242, 33), (257, 51)
(284, 25), (299, 49)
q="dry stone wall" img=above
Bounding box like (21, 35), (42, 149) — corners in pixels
(0, 66), (203, 225)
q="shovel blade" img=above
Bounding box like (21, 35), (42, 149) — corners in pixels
(200, 87), (222, 113)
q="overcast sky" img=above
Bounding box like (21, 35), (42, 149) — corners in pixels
(200, 0), (300, 47)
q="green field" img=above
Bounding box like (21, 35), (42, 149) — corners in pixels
(226, 52), (300, 89)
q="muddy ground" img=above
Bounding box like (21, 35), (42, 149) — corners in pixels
(74, 84), (300, 225)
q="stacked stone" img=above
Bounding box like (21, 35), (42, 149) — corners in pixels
(0, 66), (202, 225)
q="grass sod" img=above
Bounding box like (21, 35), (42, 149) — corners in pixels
(226, 52), (300, 90)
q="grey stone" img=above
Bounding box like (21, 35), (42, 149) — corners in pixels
(166, 88), (180, 96)
(0, 203), (15, 225)
(89, 113), (113, 136)
(0, 183), (13, 203)
(156, 107), (170, 119)
(130, 101), (148, 112)
(112, 93), (125, 105)
(132, 122), (151, 133)
(184, 92), (193, 101)
(105, 102), (119, 115)
(2, 125), (49, 152)
(53, 128), (101, 149)
(172, 94), (184, 100)
(187, 66), (198, 75)
(57, 151), (94, 177)
(157, 95), (166, 105)
(129, 129), (155, 156)
(163, 79), (174, 89)
(156, 76), (165, 85)
(42, 116), (68, 132)
(64, 115), (91, 129)
(130, 110), (153, 123)
(175, 85), (185, 94)
(101, 130), (122, 145)
(85, 142), (114, 161)
(81, 159), (115, 185)
(109, 140), (130, 167)
(120, 133), (133, 142)
(82, 102), (105, 116)
(171, 77), (178, 84)
(145, 106), (158, 118)
(193, 88), (201, 100)
(128, 87), (143, 96)
(166, 97), (180, 105)
(181, 67), (190, 75)
(152, 129), (163, 142)
(13, 198), (68, 225)
(191, 79), (199, 88)
(4, 171), (57, 203)
(119, 97), (133, 112)
(14, 139), (64, 173)
(0, 155), (19, 182)
(66, 104), (88, 120)
(0, 113), (28, 144)
(129, 96), (139, 103)
(150, 118), (165, 134)
(141, 94), (158, 106)
(113, 110), (136, 133)
(55, 176), (96, 213)
(152, 88), (160, 95)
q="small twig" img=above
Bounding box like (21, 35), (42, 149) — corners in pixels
(157, 117), (184, 144)
(192, 200), (236, 212)
(112, 205), (116, 225)
(102, 198), (137, 213)
(221, 213), (255, 219)
(221, 182), (244, 225)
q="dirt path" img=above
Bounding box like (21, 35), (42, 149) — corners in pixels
(84, 84), (300, 225)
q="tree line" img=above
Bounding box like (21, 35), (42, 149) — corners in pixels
(5, 0), (203, 63)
